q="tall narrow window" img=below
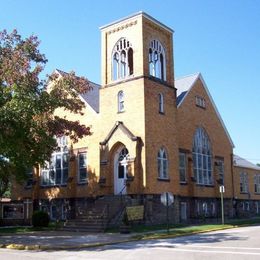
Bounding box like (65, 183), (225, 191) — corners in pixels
(254, 174), (260, 193)
(113, 53), (119, 80)
(128, 48), (133, 75)
(112, 38), (133, 81)
(216, 159), (224, 185)
(240, 172), (248, 193)
(192, 127), (213, 185)
(179, 152), (187, 183)
(78, 152), (87, 183)
(158, 93), (164, 113)
(118, 91), (124, 112)
(157, 148), (168, 179)
(149, 40), (166, 81)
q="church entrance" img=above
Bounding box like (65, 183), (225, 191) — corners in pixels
(114, 147), (129, 195)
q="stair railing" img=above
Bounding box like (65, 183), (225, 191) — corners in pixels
(100, 204), (109, 230)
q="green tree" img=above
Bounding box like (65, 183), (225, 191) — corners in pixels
(0, 30), (91, 196)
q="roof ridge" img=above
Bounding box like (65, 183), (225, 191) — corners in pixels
(233, 154), (260, 170)
(175, 72), (201, 81)
(55, 68), (100, 87)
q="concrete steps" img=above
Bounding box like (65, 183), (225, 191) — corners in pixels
(63, 195), (128, 232)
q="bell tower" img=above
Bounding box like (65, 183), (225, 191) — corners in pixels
(99, 12), (178, 194)
(100, 11), (175, 87)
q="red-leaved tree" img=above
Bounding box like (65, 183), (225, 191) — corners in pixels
(0, 30), (91, 196)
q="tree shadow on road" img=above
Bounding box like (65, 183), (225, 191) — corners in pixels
(84, 231), (246, 252)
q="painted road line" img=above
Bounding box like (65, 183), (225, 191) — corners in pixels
(158, 247), (260, 255)
(184, 245), (260, 251)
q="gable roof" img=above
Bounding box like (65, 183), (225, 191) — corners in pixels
(55, 69), (100, 113)
(233, 154), (260, 171)
(100, 121), (139, 146)
(176, 73), (200, 106)
(175, 73), (235, 148)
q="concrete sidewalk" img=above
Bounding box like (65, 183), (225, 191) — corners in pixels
(0, 230), (134, 250)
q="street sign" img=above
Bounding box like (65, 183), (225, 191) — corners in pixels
(219, 185), (225, 193)
(161, 192), (174, 206)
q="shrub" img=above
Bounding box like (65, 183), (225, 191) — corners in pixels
(32, 211), (50, 227)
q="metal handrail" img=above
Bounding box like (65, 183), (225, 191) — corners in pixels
(100, 204), (109, 230)
(119, 183), (127, 195)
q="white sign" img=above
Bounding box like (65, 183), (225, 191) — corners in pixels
(161, 192), (174, 206)
(219, 185), (225, 193)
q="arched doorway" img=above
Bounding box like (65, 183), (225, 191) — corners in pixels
(114, 146), (129, 195)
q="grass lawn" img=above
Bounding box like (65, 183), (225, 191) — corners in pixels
(0, 222), (61, 234)
(129, 217), (260, 240)
(131, 224), (234, 240)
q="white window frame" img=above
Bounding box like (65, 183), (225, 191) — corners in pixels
(112, 38), (133, 81)
(118, 90), (125, 112)
(78, 152), (87, 184)
(149, 39), (166, 81)
(202, 202), (208, 216)
(195, 96), (206, 108)
(157, 148), (168, 179)
(240, 172), (248, 193)
(192, 128), (213, 185)
(180, 202), (187, 220)
(179, 152), (187, 183)
(41, 136), (69, 186)
(254, 174), (260, 193)
(158, 93), (164, 113)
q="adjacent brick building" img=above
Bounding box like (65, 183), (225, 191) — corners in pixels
(10, 12), (260, 225)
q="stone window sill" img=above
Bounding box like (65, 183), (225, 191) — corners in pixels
(157, 178), (170, 182)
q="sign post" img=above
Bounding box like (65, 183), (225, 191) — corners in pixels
(219, 185), (225, 225)
(160, 192), (174, 234)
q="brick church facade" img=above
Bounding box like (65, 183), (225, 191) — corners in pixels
(11, 12), (260, 225)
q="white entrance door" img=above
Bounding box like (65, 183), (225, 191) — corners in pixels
(180, 202), (187, 221)
(114, 147), (128, 195)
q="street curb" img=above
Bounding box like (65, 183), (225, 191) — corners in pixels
(0, 239), (137, 251)
(0, 225), (238, 251)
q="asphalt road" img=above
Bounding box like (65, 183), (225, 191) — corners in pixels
(1, 225), (260, 260)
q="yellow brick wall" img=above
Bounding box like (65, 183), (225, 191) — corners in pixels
(177, 78), (234, 199)
(233, 166), (260, 201)
(11, 13), (240, 206)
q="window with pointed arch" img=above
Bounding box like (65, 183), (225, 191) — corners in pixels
(192, 128), (213, 185)
(118, 90), (125, 112)
(112, 38), (133, 81)
(158, 93), (164, 113)
(157, 148), (168, 179)
(149, 39), (166, 81)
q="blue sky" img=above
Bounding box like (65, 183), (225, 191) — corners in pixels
(1, 0), (260, 164)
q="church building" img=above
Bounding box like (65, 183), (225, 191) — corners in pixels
(10, 12), (260, 228)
